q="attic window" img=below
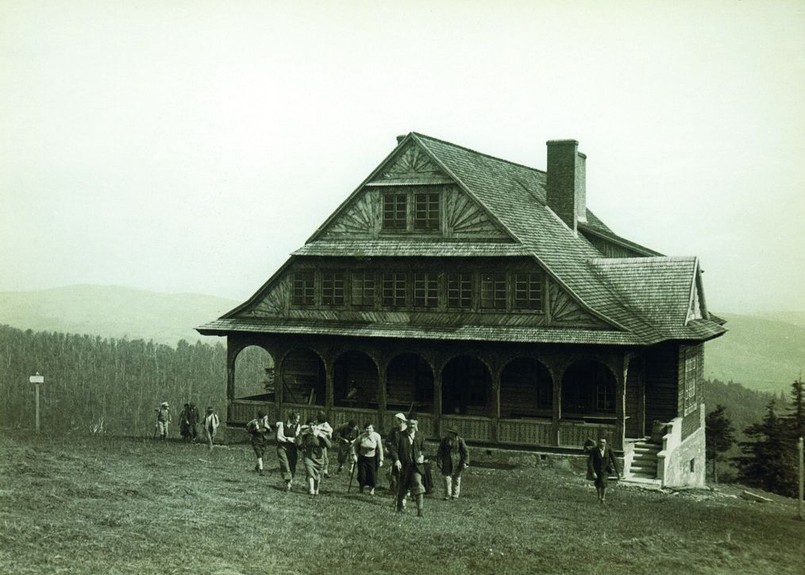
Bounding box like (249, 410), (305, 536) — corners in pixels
(381, 188), (441, 233)
(382, 193), (407, 230)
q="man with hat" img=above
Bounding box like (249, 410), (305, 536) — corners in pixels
(387, 417), (427, 517)
(436, 427), (469, 500)
(384, 413), (407, 493)
(155, 402), (171, 441)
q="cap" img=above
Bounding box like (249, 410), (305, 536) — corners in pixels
(160, 402), (169, 408)
(394, 413), (407, 421)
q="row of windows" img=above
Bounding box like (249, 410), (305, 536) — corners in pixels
(291, 269), (544, 311)
(382, 191), (440, 232)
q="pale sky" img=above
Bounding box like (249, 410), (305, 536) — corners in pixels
(1, 0), (803, 314)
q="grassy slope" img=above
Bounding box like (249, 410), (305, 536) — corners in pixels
(0, 285), (238, 347)
(1, 432), (803, 575)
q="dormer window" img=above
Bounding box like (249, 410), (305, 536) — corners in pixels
(381, 188), (441, 233)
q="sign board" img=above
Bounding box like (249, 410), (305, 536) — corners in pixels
(29, 374), (44, 384)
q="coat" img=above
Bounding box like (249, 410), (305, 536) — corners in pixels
(587, 445), (620, 485)
(436, 435), (469, 476)
(387, 430), (426, 476)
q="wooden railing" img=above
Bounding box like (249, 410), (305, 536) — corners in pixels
(559, 420), (618, 449)
(230, 399), (621, 449)
(441, 415), (492, 442)
(498, 418), (554, 446)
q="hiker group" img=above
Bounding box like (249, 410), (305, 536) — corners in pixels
(153, 401), (220, 450)
(245, 409), (470, 517)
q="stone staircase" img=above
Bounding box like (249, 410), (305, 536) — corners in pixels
(626, 438), (662, 484)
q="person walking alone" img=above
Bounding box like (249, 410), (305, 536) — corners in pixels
(436, 427), (469, 500)
(587, 437), (620, 504)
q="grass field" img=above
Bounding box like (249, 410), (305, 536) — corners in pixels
(1, 431), (803, 575)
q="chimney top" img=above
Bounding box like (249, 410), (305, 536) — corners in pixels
(546, 140), (587, 232)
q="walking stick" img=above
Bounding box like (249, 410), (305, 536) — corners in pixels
(347, 459), (356, 493)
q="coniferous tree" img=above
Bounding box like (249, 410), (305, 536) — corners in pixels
(735, 400), (797, 497)
(783, 377), (805, 442)
(705, 404), (735, 484)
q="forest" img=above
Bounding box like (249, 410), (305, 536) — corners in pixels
(0, 324), (267, 437)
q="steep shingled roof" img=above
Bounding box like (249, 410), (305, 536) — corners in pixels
(198, 132), (725, 345)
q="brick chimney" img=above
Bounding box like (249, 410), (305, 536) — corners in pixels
(546, 139), (587, 232)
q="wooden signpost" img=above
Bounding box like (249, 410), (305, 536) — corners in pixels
(29, 372), (44, 433)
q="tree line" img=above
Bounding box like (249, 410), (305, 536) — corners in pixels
(0, 324), (263, 436)
(706, 378), (805, 498)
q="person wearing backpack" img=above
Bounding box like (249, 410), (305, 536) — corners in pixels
(246, 411), (272, 476)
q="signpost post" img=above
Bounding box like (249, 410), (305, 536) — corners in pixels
(798, 436), (803, 521)
(29, 372), (44, 433)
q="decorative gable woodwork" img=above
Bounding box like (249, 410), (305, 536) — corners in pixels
(443, 186), (506, 238)
(374, 143), (449, 183)
(319, 183), (510, 241)
(319, 192), (382, 238)
(243, 275), (291, 317)
(547, 280), (609, 327)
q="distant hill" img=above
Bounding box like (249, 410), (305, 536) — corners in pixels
(705, 312), (805, 392)
(0, 285), (238, 347)
(0, 286), (802, 391)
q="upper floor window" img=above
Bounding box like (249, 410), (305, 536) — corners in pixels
(413, 192), (440, 231)
(683, 346), (701, 416)
(382, 193), (407, 231)
(480, 272), (506, 310)
(447, 272), (473, 309)
(292, 271), (315, 307)
(321, 271), (345, 307)
(382, 272), (407, 308)
(382, 189), (441, 233)
(413, 272), (439, 308)
(350, 271), (375, 308)
(513, 273), (543, 311)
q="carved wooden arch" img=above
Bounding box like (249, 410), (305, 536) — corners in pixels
(499, 355), (555, 386)
(330, 348), (382, 381)
(381, 348), (437, 378)
(435, 351), (495, 382)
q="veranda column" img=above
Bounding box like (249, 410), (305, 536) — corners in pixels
(377, 358), (388, 428)
(325, 359), (334, 411)
(434, 369), (443, 438)
(226, 338), (237, 423)
(615, 356), (626, 450)
(551, 364), (562, 447)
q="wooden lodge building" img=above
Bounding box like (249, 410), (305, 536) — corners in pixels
(197, 133), (726, 487)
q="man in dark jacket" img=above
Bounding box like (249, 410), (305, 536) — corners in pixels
(387, 417), (427, 517)
(587, 437), (620, 503)
(436, 427), (469, 500)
